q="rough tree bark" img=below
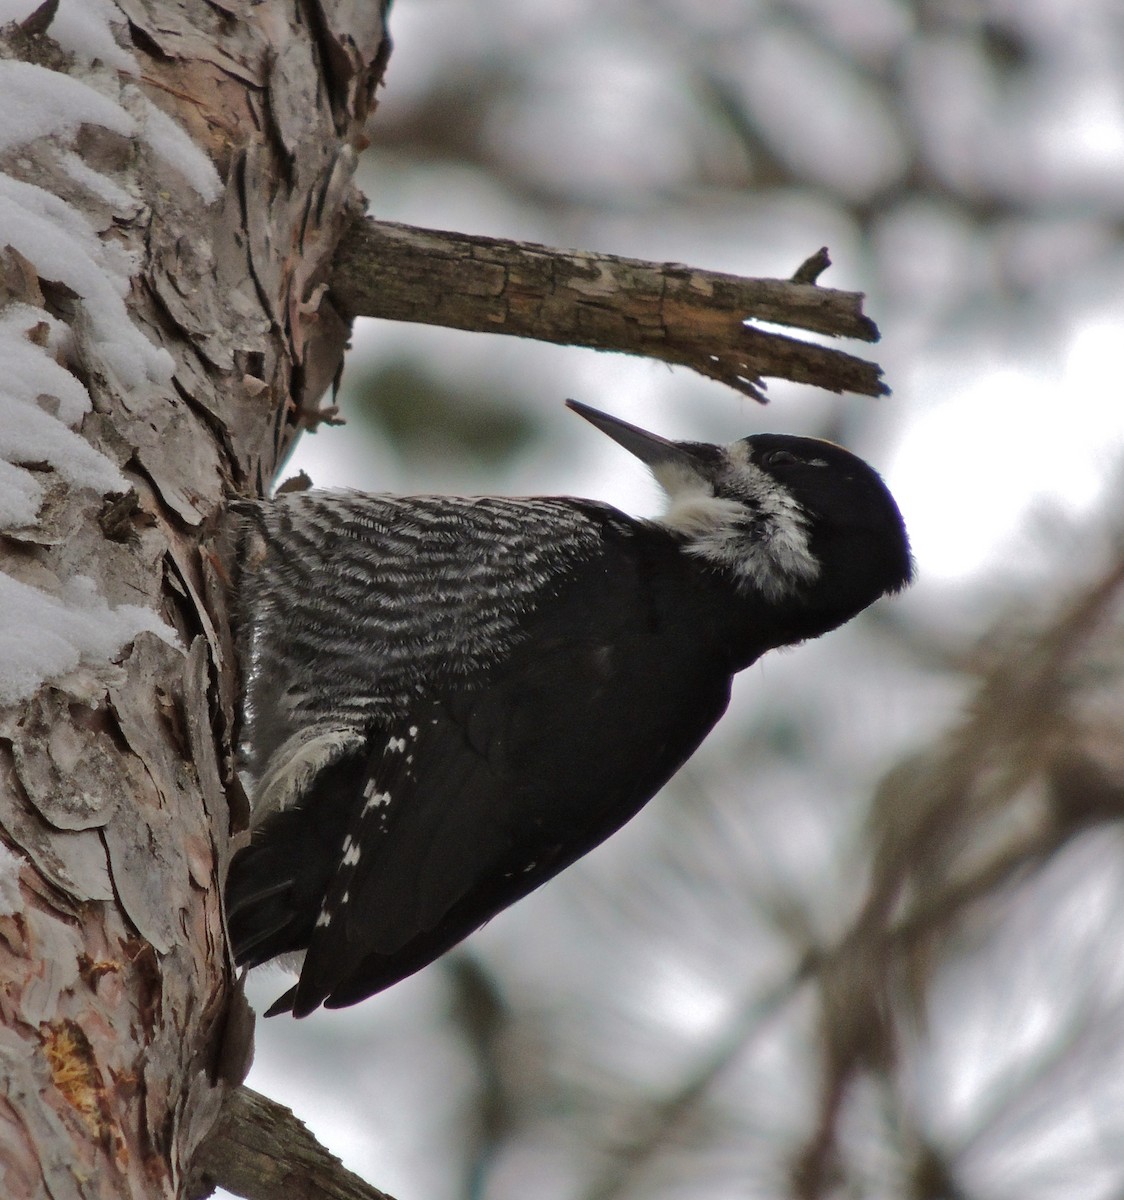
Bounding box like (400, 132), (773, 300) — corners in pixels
(0, 2), (390, 1196)
(0, 3), (888, 1198)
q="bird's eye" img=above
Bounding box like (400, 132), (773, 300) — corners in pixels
(762, 449), (801, 469)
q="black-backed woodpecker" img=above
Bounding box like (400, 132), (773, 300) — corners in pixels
(226, 401), (913, 1016)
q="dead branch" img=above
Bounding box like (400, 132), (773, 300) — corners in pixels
(330, 219), (887, 402)
(189, 1086), (396, 1200)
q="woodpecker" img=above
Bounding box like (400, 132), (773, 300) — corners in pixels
(226, 401), (912, 1016)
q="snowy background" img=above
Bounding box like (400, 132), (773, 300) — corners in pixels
(111, 0), (1120, 1196)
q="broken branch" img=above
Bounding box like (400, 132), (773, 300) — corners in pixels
(329, 219), (887, 403)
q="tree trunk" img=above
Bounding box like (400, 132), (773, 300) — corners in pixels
(0, 2), (389, 1195)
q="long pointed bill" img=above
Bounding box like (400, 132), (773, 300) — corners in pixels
(566, 400), (702, 472)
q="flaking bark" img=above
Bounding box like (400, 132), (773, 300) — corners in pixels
(0, 1), (390, 1195)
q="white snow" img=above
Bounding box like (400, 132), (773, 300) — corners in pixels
(0, 393), (127, 499)
(59, 150), (138, 212)
(0, 173), (175, 388)
(0, 10), (209, 706)
(0, 304), (89, 424)
(0, 573), (177, 706)
(0, 305), (126, 526)
(0, 0), (137, 72)
(0, 59), (133, 153)
(0, 14), (220, 200)
(129, 89), (223, 202)
(0, 457), (43, 528)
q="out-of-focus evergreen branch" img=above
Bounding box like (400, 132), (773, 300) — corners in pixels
(581, 550), (1124, 1200)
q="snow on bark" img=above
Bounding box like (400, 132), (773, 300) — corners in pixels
(0, 0), (390, 1194)
(0, 572), (174, 704)
(0, 13), (182, 704)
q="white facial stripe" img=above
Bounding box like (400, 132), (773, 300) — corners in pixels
(653, 448), (820, 600)
(650, 460), (705, 498)
(658, 474), (747, 539)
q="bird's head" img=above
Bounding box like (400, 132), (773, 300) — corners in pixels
(567, 400), (913, 620)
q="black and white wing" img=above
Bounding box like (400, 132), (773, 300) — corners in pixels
(266, 600), (733, 1016)
(227, 490), (630, 993)
(226, 490), (737, 1015)
(232, 490), (607, 813)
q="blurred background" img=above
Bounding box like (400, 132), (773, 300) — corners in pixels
(241, 2), (1124, 1197)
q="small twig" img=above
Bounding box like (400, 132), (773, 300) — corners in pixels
(330, 219), (887, 403)
(189, 1085), (396, 1200)
(790, 247), (832, 284)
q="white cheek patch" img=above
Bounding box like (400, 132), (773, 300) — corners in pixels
(653, 453), (820, 601)
(654, 462), (746, 534)
(661, 487), (748, 539)
(651, 460), (704, 498)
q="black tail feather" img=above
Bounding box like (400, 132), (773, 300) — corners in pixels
(225, 754), (365, 969)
